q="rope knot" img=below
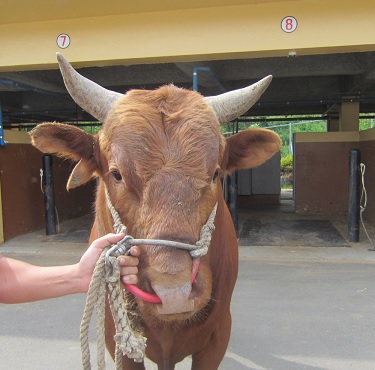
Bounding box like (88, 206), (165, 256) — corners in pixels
(190, 246), (209, 258)
(190, 203), (217, 259)
(106, 256), (120, 282)
(114, 331), (146, 363)
(105, 235), (134, 273)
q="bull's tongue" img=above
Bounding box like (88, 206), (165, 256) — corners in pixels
(152, 281), (194, 314)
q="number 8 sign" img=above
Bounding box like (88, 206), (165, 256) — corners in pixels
(281, 16), (298, 33)
(57, 34), (71, 49)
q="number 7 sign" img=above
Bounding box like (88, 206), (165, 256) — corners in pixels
(57, 34), (71, 49)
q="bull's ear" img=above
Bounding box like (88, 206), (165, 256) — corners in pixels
(30, 122), (99, 189)
(67, 159), (97, 190)
(221, 128), (281, 174)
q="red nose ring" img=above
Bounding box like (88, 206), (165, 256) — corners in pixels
(124, 258), (201, 303)
(124, 282), (162, 303)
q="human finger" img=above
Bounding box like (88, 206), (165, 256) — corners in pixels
(120, 266), (138, 275)
(89, 233), (125, 251)
(117, 255), (139, 267)
(128, 246), (140, 257)
(122, 273), (138, 285)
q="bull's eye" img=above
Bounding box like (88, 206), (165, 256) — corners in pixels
(213, 169), (219, 182)
(112, 170), (122, 181)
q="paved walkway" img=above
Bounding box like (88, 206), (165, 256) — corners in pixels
(2, 197), (375, 369)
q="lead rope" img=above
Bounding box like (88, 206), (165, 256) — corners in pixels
(80, 250), (146, 370)
(80, 188), (146, 369)
(105, 188), (127, 235)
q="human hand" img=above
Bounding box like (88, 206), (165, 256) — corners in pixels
(117, 246), (140, 285)
(78, 233), (126, 292)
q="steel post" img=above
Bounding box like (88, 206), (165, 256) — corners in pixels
(42, 155), (57, 235)
(0, 100), (6, 147)
(348, 148), (361, 242)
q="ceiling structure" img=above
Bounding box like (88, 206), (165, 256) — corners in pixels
(1, 50), (375, 126)
(1, 0), (375, 126)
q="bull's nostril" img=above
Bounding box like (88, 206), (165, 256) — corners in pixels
(189, 281), (200, 300)
(124, 273), (162, 303)
(139, 275), (157, 296)
(125, 283), (161, 303)
(191, 258), (200, 283)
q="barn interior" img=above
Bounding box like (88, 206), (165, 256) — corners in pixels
(1, 0), (374, 243)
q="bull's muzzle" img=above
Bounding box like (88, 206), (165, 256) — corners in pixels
(124, 259), (200, 314)
(152, 281), (194, 314)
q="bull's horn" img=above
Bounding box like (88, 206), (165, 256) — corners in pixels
(56, 53), (123, 122)
(205, 75), (272, 124)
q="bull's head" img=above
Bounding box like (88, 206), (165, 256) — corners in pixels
(31, 54), (281, 322)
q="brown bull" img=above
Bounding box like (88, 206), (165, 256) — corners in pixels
(31, 53), (281, 370)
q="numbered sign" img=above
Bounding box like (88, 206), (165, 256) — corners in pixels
(56, 34), (71, 49)
(281, 16), (298, 33)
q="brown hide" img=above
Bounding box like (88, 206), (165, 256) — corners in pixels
(98, 181), (238, 370)
(31, 83), (281, 370)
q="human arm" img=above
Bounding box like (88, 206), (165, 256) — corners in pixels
(0, 233), (139, 304)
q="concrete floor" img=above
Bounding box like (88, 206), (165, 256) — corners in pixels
(2, 193), (375, 370)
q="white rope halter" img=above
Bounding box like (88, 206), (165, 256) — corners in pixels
(104, 185), (218, 265)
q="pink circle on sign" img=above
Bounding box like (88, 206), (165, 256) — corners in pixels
(281, 16), (298, 33)
(56, 34), (71, 49)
